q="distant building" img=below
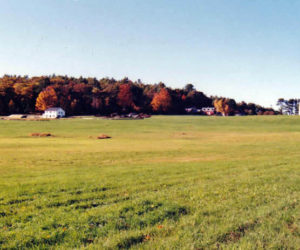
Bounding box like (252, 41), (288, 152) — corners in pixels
(201, 107), (215, 116)
(42, 107), (65, 119)
(7, 114), (27, 119)
(185, 107), (198, 114)
(185, 107), (215, 115)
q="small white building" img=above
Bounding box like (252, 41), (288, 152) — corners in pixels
(202, 107), (215, 116)
(42, 107), (65, 119)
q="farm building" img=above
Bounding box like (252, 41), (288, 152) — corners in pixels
(185, 107), (201, 114)
(6, 114), (27, 119)
(202, 107), (215, 116)
(42, 107), (65, 119)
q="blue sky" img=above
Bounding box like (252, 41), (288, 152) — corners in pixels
(1, 0), (300, 107)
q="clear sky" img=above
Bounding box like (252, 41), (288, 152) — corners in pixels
(1, 0), (300, 107)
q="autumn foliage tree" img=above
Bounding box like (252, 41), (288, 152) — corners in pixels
(213, 98), (236, 116)
(35, 86), (58, 111)
(117, 84), (136, 112)
(151, 88), (172, 113)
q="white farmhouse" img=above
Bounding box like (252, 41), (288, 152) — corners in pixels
(42, 107), (65, 119)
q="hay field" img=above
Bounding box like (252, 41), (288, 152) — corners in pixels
(0, 116), (300, 249)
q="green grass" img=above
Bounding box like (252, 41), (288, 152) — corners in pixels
(0, 116), (300, 249)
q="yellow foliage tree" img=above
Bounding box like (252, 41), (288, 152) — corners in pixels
(35, 86), (58, 111)
(213, 98), (236, 116)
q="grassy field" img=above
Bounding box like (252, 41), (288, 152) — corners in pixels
(0, 116), (300, 249)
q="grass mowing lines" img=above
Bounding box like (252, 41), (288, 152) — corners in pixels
(1, 116), (300, 248)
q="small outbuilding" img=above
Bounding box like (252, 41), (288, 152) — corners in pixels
(42, 107), (65, 119)
(202, 107), (215, 116)
(7, 114), (27, 119)
(185, 107), (199, 114)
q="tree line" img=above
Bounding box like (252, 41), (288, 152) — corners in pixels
(0, 75), (277, 116)
(277, 98), (299, 115)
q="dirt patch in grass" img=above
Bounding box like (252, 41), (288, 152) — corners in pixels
(89, 134), (111, 139)
(30, 133), (53, 137)
(97, 134), (111, 139)
(216, 219), (259, 244)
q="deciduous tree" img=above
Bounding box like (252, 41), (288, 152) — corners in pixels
(35, 86), (58, 111)
(151, 88), (172, 112)
(117, 84), (135, 111)
(277, 98), (299, 115)
(213, 98), (236, 116)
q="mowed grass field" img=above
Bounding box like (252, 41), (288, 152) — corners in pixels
(0, 116), (300, 249)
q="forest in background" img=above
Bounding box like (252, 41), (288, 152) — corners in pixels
(0, 75), (277, 116)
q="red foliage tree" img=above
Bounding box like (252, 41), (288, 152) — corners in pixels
(117, 84), (136, 111)
(151, 88), (172, 112)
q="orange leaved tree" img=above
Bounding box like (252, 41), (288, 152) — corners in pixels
(35, 86), (58, 111)
(151, 88), (172, 113)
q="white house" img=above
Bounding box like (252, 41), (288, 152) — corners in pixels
(42, 107), (65, 119)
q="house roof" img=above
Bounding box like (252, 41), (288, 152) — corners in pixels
(45, 107), (64, 111)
